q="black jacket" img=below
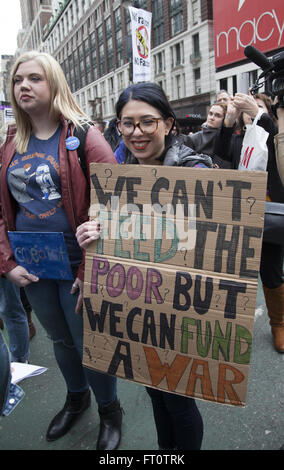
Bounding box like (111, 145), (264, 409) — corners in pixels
(214, 114), (284, 203)
(183, 126), (232, 169)
(124, 135), (213, 168)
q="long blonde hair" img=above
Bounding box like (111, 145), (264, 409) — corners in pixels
(10, 50), (90, 153)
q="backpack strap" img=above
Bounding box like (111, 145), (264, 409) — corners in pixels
(73, 122), (93, 178)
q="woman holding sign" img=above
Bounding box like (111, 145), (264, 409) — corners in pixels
(0, 51), (122, 449)
(76, 82), (214, 450)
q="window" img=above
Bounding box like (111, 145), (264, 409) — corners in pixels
(176, 75), (181, 99)
(114, 8), (121, 31)
(107, 36), (114, 71)
(170, 0), (183, 36)
(176, 43), (181, 65)
(111, 97), (115, 114)
(74, 0), (79, 20)
(116, 29), (123, 68)
(97, 25), (103, 45)
(232, 75), (237, 95)
(154, 51), (164, 74)
(192, 0), (199, 25)
(96, 6), (102, 22)
(152, 0), (164, 46)
(192, 33), (200, 56)
(100, 81), (106, 97)
(81, 92), (86, 107)
(99, 43), (105, 76)
(105, 17), (112, 38)
(171, 12), (183, 36)
(68, 54), (74, 92)
(63, 58), (69, 85)
(194, 68), (201, 94)
(105, 0), (110, 12)
(70, 4), (74, 27)
(90, 32), (98, 81)
(85, 39), (91, 84)
(220, 78), (228, 91)
(74, 49), (80, 90)
(117, 71), (124, 92)
(108, 77), (114, 94)
(78, 44), (86, 88)
(171, 42), (184, 68)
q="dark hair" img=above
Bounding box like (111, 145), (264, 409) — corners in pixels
(254, 93), (277, 123)
(116, 82), (176, 127)
(103, 117), (121, 151)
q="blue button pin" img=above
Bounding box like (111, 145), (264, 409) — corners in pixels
(66, 136), (80, 151)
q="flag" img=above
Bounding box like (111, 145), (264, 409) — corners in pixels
(129, 6), (152, 83)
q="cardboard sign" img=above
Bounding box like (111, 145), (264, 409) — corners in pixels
(8, 231), (73, 280)
(83, 164), (267, 407)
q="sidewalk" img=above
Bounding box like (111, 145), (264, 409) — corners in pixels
(0, 280), (283, 451)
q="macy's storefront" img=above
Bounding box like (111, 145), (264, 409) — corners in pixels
(213, 0), (284, 96)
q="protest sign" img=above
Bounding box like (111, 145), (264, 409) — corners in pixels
(83, 164), (267, 406)
(129, 6), (152, 83)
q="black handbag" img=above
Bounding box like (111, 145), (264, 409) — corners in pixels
(263, 202), (284, 245)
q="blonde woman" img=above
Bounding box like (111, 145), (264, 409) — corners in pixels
(0, 51), (122, 449)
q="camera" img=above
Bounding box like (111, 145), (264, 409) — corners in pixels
(244, 46), (284, 114)
(267, 50), (284, 99)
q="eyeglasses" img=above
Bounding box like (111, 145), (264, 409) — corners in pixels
(117, 117), (163, 136)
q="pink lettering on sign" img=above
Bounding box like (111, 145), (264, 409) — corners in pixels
(91, 256), (163, 304)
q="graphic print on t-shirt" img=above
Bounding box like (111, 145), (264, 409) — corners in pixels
(8, 159), (61, 203)
(6, 127), (72, 234)
(35, 163), (61, 200)
(7, 163), (35, 203)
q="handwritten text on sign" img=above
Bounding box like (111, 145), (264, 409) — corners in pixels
(83, 164), (267, 406)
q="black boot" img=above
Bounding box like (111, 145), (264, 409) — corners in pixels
(96, 399), (123, 450)
(46, 389), (91, 441)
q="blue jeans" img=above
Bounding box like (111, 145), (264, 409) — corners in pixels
(24, 277), (117, 407)
(0, 278), (30, 363)
(0, 330), (10, 414)
(146, 387), (203, 450)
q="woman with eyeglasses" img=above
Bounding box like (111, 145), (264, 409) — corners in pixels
(76, 82), (214, 450)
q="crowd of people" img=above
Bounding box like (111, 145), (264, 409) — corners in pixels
(0, 50), (283, 450)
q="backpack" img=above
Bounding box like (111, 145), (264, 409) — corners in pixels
(73, 122), (93, 179)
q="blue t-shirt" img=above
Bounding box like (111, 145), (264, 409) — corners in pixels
(7, 126), (82, 266)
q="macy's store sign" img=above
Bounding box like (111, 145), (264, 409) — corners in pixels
(213, 0), (284, 68)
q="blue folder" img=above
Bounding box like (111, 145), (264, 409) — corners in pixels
(8, 232), (73, 280)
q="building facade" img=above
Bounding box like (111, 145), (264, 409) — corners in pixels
(0, 55), (15, 142)
(10, 0), (284, 134)
(42, 0), (215, 131)
(18, 0), (53, 52)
